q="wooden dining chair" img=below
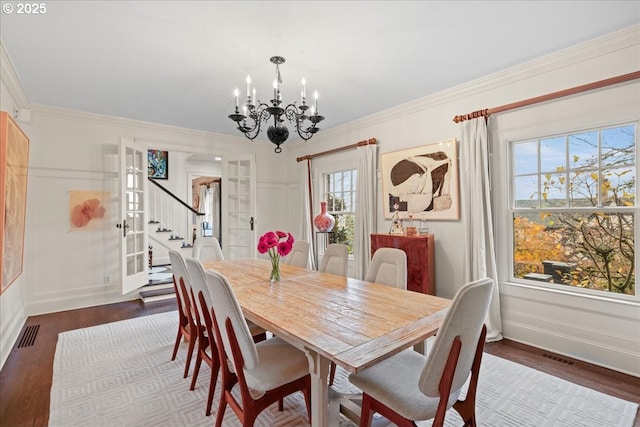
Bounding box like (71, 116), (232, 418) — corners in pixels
(185, 257), (269, 416)
(348, 277), (493, 427)
(193, 236), (224, 262)
(168, 250), (199, 379)
(283, 240), (310, 268)
(204, 268), (312, 427)
(318, 243), (348, 276)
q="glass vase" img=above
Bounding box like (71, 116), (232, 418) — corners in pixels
(270, 255), (281, 281)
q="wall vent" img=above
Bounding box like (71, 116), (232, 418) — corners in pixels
(542, 353), (575, 366)
(17, 324), (40, 348)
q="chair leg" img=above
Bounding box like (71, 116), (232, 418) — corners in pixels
(359, 394), (373, 427)
(171, 330), (182, 361)
(214, 391), (228, 427)
(205, 363), (220, 416)
(183, 335), (196, 378)
(190, 350), (203, 390)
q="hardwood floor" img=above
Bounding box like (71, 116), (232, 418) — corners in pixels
(1, 299), (638, 427)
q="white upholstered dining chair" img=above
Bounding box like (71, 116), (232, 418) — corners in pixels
(364, 247), (407, 289)
(318, 243), (348, 276)
(348, 277), (494, 427)
(193, 236), (224, 262)
(283, 240), (310, 268)
(329, 247), (408, 386)
(185, 257), (267, 416)
(204, 268), (311, 427)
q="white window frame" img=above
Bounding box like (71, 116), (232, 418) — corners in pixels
(494, 119), (638, 303)
(507, 121), (640, 300)
(321, 168), (357, 256)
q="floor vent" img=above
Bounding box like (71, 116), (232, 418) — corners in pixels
(17, 324), (40, 348)
(542, 353), (575, 366)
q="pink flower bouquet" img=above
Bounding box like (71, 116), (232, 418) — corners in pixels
(257, 230), (294, 281)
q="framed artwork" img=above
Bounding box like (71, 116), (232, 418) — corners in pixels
(381, 138), (459, 221)
(69, 190), (109, 231)
(0, 112), (30, 294)
(148, 149), (168, 179)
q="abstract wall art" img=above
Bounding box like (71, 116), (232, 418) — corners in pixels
(148, 149), (168, 179)
(0, 112), (30, 294)
(381, 138), (459, 221)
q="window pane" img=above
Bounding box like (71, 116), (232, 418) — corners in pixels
(569, 171), (598, 207)
(602, 125), (635, 167)
(513, 141), (538, 175)
(513, 211), (634, 295)
(514, 175), (538, 208)
(603, 167), (636, 207)
(540, 136), (566, 174)
(540, 173), (567, 208)
(569, 131), (598, 170)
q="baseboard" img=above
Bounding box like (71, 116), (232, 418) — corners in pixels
(0, 307), (26, 371)
(502, 320), (640, 378)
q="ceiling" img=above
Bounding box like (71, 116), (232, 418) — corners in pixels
(1, 1), (638, 138)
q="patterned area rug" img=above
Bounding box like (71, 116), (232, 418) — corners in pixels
(49, 312), (638, 427)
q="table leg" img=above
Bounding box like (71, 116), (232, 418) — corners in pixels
(303, 348), (333, 427)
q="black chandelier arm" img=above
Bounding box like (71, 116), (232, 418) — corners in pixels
(281, 103), (315, 141)
(229, 102), (276, 140)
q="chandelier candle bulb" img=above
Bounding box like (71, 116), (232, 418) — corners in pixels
(246, 75), (251, 97)
(234, 88), (239, 108)
(314, 90), (319, 112)
(301, 77), (306, 99)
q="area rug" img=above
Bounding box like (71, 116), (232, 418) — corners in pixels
(49, 312), (638, 427)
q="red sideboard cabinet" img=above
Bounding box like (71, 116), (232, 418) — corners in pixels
(370, 233), (435, 295)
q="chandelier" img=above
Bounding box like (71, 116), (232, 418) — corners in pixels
(228, 56), (325, 153)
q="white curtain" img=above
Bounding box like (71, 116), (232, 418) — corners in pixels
(460, 117), (503, 341)
(354, 143), (377, 279)
(299, 159), (316, 270)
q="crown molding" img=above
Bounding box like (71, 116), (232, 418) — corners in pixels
(314, 24), (640, 139)
(0, 39), (30, 107)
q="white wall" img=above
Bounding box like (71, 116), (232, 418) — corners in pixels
(284, 25), (640, 376)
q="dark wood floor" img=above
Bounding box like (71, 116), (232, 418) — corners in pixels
(1, 299), (638, 427)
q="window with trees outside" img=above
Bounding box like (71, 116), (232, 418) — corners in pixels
(323, 169), (357, 255)
(510, 123), (636, 297)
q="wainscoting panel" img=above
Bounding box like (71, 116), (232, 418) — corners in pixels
(25, 167), (123, 315)
(500, 282), (640, 377)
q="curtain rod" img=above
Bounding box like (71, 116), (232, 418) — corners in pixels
(296, 138), (377, 162)
(452, 71), (640, 123)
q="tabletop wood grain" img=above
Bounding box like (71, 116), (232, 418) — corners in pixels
(202, 258), (451, 373)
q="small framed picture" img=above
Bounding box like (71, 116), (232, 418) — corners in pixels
(148, 149), (168, 179)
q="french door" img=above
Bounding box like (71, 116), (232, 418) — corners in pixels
(119, 138), (149, 294)
(221, 155), (256, 259)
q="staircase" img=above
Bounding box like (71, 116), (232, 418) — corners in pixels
(140, 178), (204, 303)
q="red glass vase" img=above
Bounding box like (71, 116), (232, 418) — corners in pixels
(314, 201), (335, 232)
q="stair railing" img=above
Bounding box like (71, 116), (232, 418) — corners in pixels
(148, 178), (204, 248)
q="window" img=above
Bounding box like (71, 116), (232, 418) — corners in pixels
(323, 169), (357, 254)
(510, 123), (636, 296)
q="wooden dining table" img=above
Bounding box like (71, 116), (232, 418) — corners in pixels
(202, 258), (451, 427)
